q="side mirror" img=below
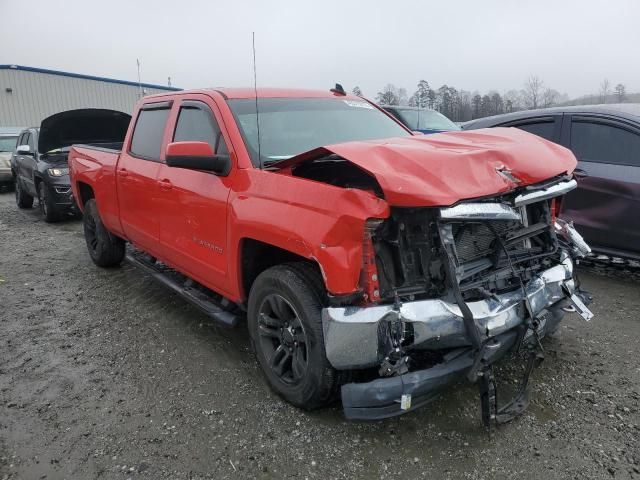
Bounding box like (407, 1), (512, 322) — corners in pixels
(165, 141), (230, 176)
(17, 145), (32, 155)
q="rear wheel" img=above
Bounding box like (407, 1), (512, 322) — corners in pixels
(83, 199), (125, 267)
(15, 178), (33, 209)
(37, 182), (59, 223)
(248, 263), (341, 410)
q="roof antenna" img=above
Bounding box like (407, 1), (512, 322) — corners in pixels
(330, 83), (346, 96)
(136, 58), (143, 98)
(252, 32), (263, 169)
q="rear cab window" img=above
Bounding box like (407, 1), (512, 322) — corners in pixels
(129, 102), (172, 160)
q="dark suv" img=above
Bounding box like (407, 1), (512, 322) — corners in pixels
(463, 104), (640, 260)
(12, 109), (130, 222)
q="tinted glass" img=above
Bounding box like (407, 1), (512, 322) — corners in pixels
(571, 121), (640, 166)
(390, 108), (460, 131)
(25, 133), (33, 150)
(228, 98), (410, 166)
(0, 136), (18, 152)
(173, 105), (228, 155)
(130, 108), (170, 159)
(514, 121), (556, 141)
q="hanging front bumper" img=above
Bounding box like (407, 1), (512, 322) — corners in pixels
(322, 253), (575, 370)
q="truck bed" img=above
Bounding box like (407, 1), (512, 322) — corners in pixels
(69, 143), (123, 235)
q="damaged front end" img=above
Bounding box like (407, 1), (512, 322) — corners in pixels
(322, 177), (594, 425)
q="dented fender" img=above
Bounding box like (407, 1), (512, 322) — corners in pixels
(228, 169), (389, 299)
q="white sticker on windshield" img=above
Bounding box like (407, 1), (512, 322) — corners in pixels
(343, 100), (374, 109)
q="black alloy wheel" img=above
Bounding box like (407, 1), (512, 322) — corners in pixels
(257, 293), (309, 384)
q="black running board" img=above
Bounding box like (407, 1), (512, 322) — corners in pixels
(125, 252), (240, 328)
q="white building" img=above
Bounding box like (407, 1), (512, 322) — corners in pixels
(0, 64), (181, 127)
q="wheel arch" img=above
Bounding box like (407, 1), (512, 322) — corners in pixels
(238, 238), (326, 302)
(76, 181), (95, 209)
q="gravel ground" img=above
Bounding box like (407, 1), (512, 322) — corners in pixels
(1, 189), (639, 480)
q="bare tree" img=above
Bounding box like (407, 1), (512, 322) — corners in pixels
(522, 75), (544, 109)
(542, 88), (559, 108)
(352, 86), (362, 96)
(458, 90), (473, 121)
(397, 88), (409, 106)
(376, 84), (400, 105)
(471, 93), (482, 118)
(599, 79), (611, 103)
(614, 83), (627, 102)
(503, 90), (523, 112)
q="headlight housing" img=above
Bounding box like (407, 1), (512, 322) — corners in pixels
(47, 167), (69, 177)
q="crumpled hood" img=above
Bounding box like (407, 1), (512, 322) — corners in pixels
(276, 127), (577, 207)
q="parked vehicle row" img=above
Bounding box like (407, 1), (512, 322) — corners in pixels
(463, 104), (640, 260)
(0, 128), (21, 189)
(65, 86), (593, 426)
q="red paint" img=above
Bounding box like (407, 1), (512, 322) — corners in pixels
(69, 88), (577, 304)
(166, 141), (214, 157)
(275, 127), (577, 207)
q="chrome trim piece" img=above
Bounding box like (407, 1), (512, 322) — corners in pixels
(440, 202), (521, 221)
(513, 179), (577, 207)
(554, 218), (591, 257)
(54, 186), (71, 194)
(322, 254), (574, 370)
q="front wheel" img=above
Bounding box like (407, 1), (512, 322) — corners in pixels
(38, 182), (59, 223)
(83, 199), (125, 267)
(248, 263), (341, 410)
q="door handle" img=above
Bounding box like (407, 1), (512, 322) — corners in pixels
(574, 168), (589, 178)
(158, 179), (173, 191)
(119, 168), (129, 178)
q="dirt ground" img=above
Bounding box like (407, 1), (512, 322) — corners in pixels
(0, 189), (639, 480)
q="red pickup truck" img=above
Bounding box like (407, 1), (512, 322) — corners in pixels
(69, 87), (593, 425)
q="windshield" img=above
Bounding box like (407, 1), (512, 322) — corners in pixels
(228, 98), (411, 166)
(0, 136), (18, 152)
(392, 108), (460, 132)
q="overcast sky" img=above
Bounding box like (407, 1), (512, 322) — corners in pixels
(2, 0), (639, 99)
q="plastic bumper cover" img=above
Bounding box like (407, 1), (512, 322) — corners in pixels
(341, 329), (521, 420)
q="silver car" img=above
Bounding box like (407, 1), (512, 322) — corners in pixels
(0, 128), (22, 188)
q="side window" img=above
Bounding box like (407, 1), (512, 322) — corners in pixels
(23, 133), (32, 150)
(28, 132), (36, 152)
(571, 121), (640, 166)
(511, 120), (556, 141)
(173, 102), (228, 156)
(130, 107), (171, 160)
(17, 133), (27, 147)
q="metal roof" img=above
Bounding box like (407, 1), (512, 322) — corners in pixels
(0, 64), (182, 91)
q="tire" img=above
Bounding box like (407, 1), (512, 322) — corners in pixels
(15, 178), (33, 209)
(83, 199), (125, 267)
(37, 182), (59, 223)
(248, 262), (341, 410)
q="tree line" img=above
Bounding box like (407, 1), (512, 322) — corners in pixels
(351, 76), (631, 122)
